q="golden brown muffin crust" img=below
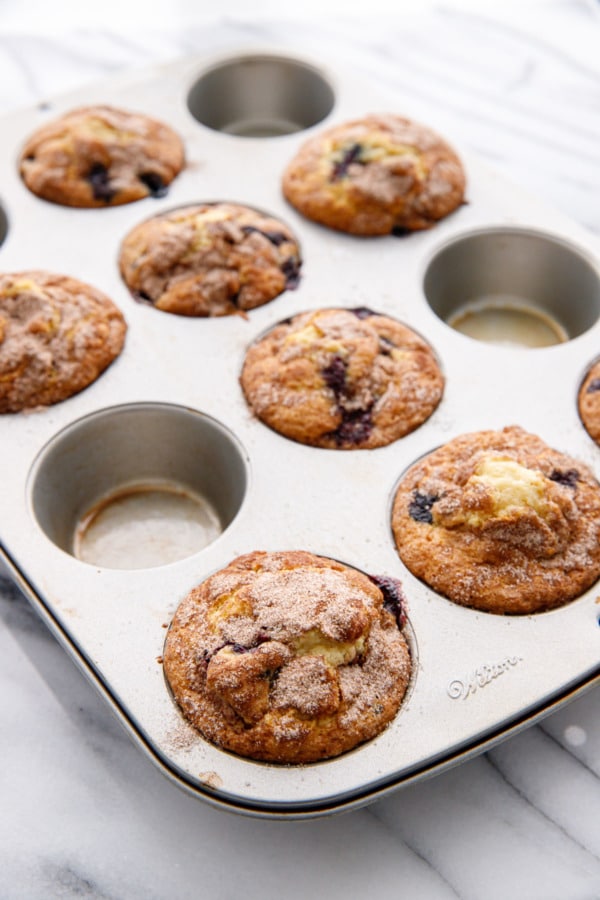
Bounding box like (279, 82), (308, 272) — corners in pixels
(391, 425), (600, 614)
(163, 550), (411, 763)
(282, 114), (466, 235)
(578, 358), (600, 446)
(119, 202), (302, 317)
(0, 270), (126, 413)
(19, 104), (184, 208)
(240, 307), (444, 449)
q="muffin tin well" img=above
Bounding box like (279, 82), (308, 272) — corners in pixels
(1, 49), (600, 818)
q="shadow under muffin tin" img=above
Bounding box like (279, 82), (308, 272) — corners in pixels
(1, 50), (600, 818)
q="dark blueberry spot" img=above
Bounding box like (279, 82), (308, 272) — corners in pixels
(408, 490), (438, 524)
(322, 355), (347, 399)
(549, 468), (580, 488)
(586, 378), (600, 393)
(241, 226), (289, 246)
(331, 143), (364, 181)
(281, 256), (301, 289)
(138, 171), (167, 198)
(265, 231), (289, 246)
(368, 574), (407, 629)
(133, 290), (154, 306)
(391, 225), (411, 237)
(379, 336), (397, 354)
(241, 225), (262, 240)
(86, 163), (115, 203)
(351, 307), (376, 319)
(335, 408), (373, 445)
(231, 643), (249, 654)
(198, 648), (211, 668)
(254, 632), (271, 646)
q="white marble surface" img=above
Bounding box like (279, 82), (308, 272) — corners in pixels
(1, 2), (600, 897)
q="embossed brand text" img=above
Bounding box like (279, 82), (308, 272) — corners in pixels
(447, 656), (522, 700)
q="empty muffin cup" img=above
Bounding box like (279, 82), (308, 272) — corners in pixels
(424, 228), (600, 347)
(29, 403), (248, 569)
(187, 55), (335, 137)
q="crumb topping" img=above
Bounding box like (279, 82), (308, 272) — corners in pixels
(163, 550), (411, 762)
(241, 307), (443, 449)
(392, 425), (600, 613)
(0, 270), (126, 413)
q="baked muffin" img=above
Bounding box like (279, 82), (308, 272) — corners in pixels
(19, 105), (184, 207)
(282, 114), (466, 235)
(241, 307), (444, 449)
(118, 202), (302, 316)
(391, 425), (600, 614)
(578, 358), (600, 445)
(163, 550), (412, 763)
(0, 271), (126, 413)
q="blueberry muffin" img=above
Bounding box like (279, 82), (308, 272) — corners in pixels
(19, 105), (184, 207)
(240, 307), (444, 449)
(163, 550), (412, 763)
(0, 270), (126, 413)
(391, 425), (600, 614)
(282, 114), (466, 235)
(578, 358), (600, 446)
(118, 203), (302, 316)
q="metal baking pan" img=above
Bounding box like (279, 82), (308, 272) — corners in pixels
(1, 49), (599, 818)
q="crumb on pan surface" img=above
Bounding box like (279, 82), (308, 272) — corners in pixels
(282, 113), (466, 235)
(118, 202), (302, 317)
(163, 550), (412, 763)
(0, 270), (126, 413)
(240, 307), (444, 449)
(19, 104), (185, 208)
(391, 425), (600, 614)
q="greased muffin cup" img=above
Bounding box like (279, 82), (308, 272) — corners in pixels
(1, 50), (599, 818)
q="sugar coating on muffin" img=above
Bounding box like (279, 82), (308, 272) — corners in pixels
(19, 105), (185, 208)
(118, 202), (302, 317)
(578, 358), (600, 446)
(391, 425), (600, 614)
(282, 114), (466, 235)
(163, 550), (412, 763)
(241, 307), (444, 449)
(0, 270), (126, 413)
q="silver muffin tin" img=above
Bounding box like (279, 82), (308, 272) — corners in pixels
(1, 50), (600, 819)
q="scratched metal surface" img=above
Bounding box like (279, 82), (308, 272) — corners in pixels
(1, 48), (599, 817)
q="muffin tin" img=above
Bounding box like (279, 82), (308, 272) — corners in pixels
(1, 49), (600, 819)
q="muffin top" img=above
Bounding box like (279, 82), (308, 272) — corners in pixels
(241, 307), (444, 449)
(163, 550), (412, 763)
(282, 113), (466, 235)
(391, 425), (600, 614)
(0, 270), (126, 413)
(578, 358), (600, 446)
(19, 104), (184, 207)
(119, 202), (302, 316)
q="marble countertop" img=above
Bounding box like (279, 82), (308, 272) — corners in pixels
(1, 2), (600, 897)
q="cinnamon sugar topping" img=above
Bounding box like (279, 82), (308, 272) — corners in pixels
(163, 550), (411, 763)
